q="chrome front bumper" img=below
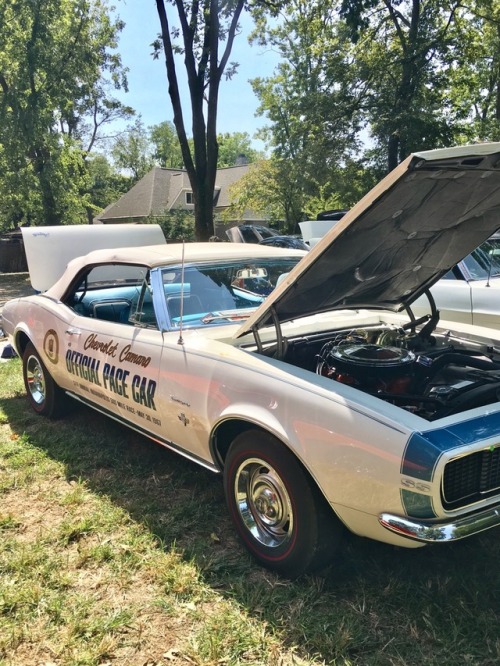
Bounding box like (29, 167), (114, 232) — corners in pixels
(379, 504), (500, 543)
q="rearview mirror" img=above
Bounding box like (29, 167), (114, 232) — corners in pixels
(236, 268), (268, 279)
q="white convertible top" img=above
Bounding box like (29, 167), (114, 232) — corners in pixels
(44, 242), (306, 299)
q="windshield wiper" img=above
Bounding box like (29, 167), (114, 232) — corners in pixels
(202, 308), (254, 324)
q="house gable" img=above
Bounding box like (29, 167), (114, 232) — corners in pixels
(95, 164), (266, 226)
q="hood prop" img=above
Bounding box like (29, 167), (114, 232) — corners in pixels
(252, 306), (287, 359)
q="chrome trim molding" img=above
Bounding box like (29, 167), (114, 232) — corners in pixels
(379, 504), (500, 543)
(66, 391), (220, 474)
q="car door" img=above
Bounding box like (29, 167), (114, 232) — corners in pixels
(58, 263), (163, 434)
(62, 268), (205, 452)
(412, 272), (473, 324)
(64, 314), (162, 433)
(459, 243), (500, 327)
(469, 279), (500, 328)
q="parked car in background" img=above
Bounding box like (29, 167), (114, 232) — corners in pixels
(412, 233), (500, 327)
(316, 209), (348, 221)
(225, 224), (280, 243)
(299, 214), (348, 248)
(225, 224), (310, 250)
(6, 144), (500, 578)
(259, 235), (310, 251)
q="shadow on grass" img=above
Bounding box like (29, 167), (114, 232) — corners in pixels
(2, 389), (500, 665)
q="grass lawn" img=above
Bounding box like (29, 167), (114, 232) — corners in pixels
(1, 358), (500, 665)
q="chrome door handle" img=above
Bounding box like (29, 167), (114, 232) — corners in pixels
(65, 327), (82, 336)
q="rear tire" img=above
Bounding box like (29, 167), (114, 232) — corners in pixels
(22, 343), (67, 418)
(224, 429), (343, 578)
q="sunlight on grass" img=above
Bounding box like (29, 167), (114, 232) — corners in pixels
(188, 601), (283, 664)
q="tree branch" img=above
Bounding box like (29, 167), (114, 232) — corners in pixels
(0, 72), (8, 94)
(155, 0), (195, 178)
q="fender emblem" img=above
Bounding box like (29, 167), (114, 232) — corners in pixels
(178, 413), (190, 427)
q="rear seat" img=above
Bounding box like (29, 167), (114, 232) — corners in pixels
(91, 299), (131, 323)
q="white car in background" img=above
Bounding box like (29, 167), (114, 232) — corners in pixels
(412, 234), (500, 327)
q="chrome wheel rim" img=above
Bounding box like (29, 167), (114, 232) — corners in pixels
(234, 457), (293, 548)
(26, 355), (46, 405)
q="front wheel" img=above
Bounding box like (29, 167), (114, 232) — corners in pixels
(22, 343), (67, 418)
(223, 430), (343, 578)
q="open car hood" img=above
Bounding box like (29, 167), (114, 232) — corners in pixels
(235, 144), (500, 338)
(21, 224), (166, 292)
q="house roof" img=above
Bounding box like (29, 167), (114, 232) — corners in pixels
(96, 168), (187, 222)
(96, 165), (250, 222)
(213, 165), (249, 207)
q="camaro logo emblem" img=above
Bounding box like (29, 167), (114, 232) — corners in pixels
(43, 329), (59, 365)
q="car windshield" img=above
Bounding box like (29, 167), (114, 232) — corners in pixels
(462, 239), (500, 280)
(226, 226), (280, 243)
(160, 257), (301, 328)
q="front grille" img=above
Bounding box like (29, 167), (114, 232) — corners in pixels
(443, 448), (500, 509)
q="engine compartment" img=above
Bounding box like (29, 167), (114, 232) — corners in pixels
(283, 321), (500, 421)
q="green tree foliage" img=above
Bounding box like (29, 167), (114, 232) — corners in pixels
(154, 0), (248, 240)
(225, 159), (303, 231)
(251, 0), (365, 162)
(251, 0), (500, 209)
(84, 154), (131, 223)
(226, 155), (374, 231)
(150, 120), (186, 168)
(217, 132), (263, 166)
(340, 0), (461, 170)
(249, 0), (373, 223)
(111, 118), (156, 183)
(444, 0), (500, 141)
(149, 123), (262, 170)
(0, 0), (132, 229)
(150, 210), (196, 241)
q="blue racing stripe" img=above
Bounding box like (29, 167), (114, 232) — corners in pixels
(402, 410), (500, 482)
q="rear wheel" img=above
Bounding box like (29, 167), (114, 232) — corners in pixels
(224, 430), (343, 578)
(22, 343), (67, 418)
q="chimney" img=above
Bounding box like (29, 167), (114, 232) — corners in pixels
(235, 153), (249, 166)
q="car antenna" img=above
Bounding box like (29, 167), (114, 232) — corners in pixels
(486, 248), (493, 288)
(177, 239), (185, 345)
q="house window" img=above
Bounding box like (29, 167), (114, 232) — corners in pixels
(185, 192), (194, 205)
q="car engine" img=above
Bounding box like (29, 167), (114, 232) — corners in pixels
(283, 323), (500, 421)
(316, 326), (500, 421)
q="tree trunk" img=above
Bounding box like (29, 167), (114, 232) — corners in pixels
(34, 155), (62, 225)
(193, 174), (216, 240)
(384, 0), (421, 172)
(155, 0), (243, 240)
(388, 133), (400, 172)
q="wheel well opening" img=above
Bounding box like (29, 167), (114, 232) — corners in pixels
(15, 332), (31, 357)
(212, 420), (341, 524)
(212, 420), (265, 469)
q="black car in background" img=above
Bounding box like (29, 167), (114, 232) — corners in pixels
(259, 236), (310, 250)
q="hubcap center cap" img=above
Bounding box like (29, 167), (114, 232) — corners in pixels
(252, 482), (283, 526)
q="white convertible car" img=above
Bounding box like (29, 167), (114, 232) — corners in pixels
(5, 143), (500, 578)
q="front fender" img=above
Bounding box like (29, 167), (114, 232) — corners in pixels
(213, 402), (293, 456)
